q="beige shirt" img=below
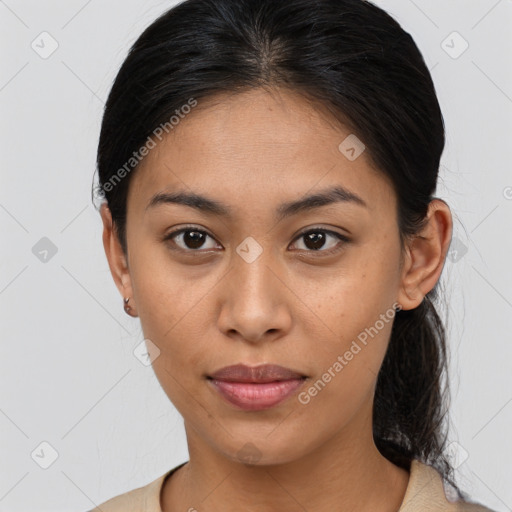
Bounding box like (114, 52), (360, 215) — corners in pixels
(90, 459), (495, 511)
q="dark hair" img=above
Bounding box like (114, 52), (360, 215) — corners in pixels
(93, 0), (463, 498)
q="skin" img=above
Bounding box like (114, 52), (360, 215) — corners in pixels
(100, 87), (452, 512)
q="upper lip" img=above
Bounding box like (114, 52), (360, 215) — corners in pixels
(208, 364), (306, 383)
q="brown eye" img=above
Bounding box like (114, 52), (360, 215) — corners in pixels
(290, 228), (350, 254)
(163, 227), (220, 252)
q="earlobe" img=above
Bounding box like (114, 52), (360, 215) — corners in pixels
(99, 203), (138, 316)
(397, 199), (452, 311)
(396, 245), (424, 311)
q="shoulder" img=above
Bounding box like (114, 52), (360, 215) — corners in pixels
(88, 463), (184, 512)
(398, 459), (496, 512)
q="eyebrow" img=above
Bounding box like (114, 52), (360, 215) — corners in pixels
(145, 185), (368, 221)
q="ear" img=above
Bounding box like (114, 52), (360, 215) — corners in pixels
(397, 198), (453, 311)
(100, 202), (138, 317)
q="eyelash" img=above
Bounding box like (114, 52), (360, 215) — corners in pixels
(162, 225), (350, 256)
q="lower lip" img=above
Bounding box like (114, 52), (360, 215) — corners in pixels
(209, 378), (305, 411)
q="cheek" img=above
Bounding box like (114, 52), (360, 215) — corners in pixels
(129, 265), (211, 395)
(300, 256), (394, 337)
(130, 241), (214, 332)
(296, 308), (395, 429)
(142, 311), (209, 416)
(296, 250), (399, 387)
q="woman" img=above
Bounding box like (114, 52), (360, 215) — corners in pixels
(90, 0), (495, 510)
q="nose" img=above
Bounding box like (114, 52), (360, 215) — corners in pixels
(217, 247), (292, 344)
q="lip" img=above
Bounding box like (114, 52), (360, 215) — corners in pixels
(208, 363), (306, 383)
(207, 364), (307, 411)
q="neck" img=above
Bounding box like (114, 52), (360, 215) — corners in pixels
(162, 413), (410, 512)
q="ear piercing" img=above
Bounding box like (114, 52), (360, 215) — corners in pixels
(124, 296), (136, 316)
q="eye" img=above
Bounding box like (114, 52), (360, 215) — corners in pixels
(163, 225), (350, 256)
(290, 228), (350, 255)
(163, 226), (220, 252)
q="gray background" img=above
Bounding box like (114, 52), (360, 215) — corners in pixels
(1, 0), (511, 510)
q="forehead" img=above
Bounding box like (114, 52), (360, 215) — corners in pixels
(128, 87), (395, 216)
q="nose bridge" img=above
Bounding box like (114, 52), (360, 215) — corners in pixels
(232, 235), (280, 304)
(218, 236), (291, 341)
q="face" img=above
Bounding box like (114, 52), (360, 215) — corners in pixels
(103, 87), (425, 465)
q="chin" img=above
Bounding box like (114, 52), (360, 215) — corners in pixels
(216, 432), (314, 467)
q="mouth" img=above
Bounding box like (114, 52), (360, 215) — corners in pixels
(207, 363), (307, 383)
(206, 364), (308, 411)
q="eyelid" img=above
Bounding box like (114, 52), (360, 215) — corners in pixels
(163, 224), (215, 239)
(162, 225), (221, 252)
(289, 226), (350, 254)
(163, 224), (350, 254)
(293, 225), (349, 240)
